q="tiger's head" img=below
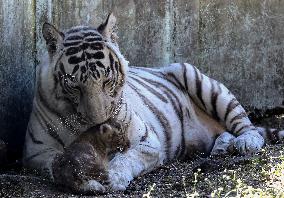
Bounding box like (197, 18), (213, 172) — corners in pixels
(42, 14), (128, 125)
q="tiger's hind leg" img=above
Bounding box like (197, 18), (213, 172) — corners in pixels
(162, 63), (264, 155)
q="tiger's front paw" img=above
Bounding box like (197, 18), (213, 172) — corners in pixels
(108, 169), (133, 191)
(79, 180), (106, 193)
(211, 132), (235, 156)
(231, 131), (264, 155)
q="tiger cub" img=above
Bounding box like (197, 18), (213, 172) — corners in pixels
(52, 119), (129, 193)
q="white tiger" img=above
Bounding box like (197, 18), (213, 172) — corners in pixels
(23, 13), (284, 193)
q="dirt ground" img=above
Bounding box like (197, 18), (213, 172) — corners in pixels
(0, 111), (283, 198)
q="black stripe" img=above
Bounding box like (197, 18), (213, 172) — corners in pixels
(230, 112), (247, 124)
(174, 145), (181, 158)
(86, 51), (105, 59)
(140, 124), (149, 142)
(68, 53), (85, 64)
(109, 53), (115, 71)
(128, 82), (172, 160)
(139, 144), (158, 150)
(90, 43), (104, 50)
(178, 108), (187, 159)
(113, 62), (122, 92)
(182, 63), (189, 92)
(193, 66), (206, 108)
(96, 61), (105, 68)
(224, 98), (240, 122)
(109, 57), (117, 90)
(130, 68), (166, 81)
(24, 148), (54, 162)
(83, 32), (100, 37)
(63, 41), (81, 47)
(66, 47), (81, 56)
(231, 121), (242, 133)
(33, 108), (50, 134)
(46, 123), (65, 148)
(66, 27), (95, 34)
(129, 75), (168, 103)
(166, 72), (186, 91)
(118, 61), (124, 78)
(65, 35), (83, 41)
(235, 124), (254, 135)
(110, 64), (118, 91)
(131, 74), (183, 124)
(59, 62), (66, 74)
(115, 61), (125, 94)
(72, 65), (80, 74)
(210, 80), (220, 121)
(85, 37), (102, 42)
(27, 125), (44, 145)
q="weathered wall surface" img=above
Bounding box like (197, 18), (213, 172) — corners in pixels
(0, 0), (35, 160)
(198, 0), (284, 109)
(0, 0), (283, 160)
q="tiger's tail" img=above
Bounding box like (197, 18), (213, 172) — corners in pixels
(257, 127), (284, 144)
(250, 104), (284, 144)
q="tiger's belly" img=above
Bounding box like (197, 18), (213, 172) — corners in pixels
(126, 68), (225, 161)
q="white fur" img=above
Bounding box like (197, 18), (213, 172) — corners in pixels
(80, 180), (106, 193)
(232, 131), (264, 154)
(24, 22), (271, 192)
(211, 132), (235, 156)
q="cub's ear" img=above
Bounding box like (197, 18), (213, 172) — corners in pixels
(100, 124), (113, 135)
(99, 124), (114, 141)
(97, 13), (118, 42)
(42, 23), (65, 55)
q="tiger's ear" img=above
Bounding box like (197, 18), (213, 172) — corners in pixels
(42, 23), (65, 55)
(97, 13), (118, 42)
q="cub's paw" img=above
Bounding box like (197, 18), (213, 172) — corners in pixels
(108, 169), (133, 191)
(230, 131), (264, 155)
(211, 132), (235, 156)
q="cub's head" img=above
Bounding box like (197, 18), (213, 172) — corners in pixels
(42, 14), (128, 125)
(52, 120), (129, 192)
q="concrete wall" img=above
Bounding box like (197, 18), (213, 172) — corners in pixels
(0, 0), (35, 160)
(0, 0), (283, 160)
